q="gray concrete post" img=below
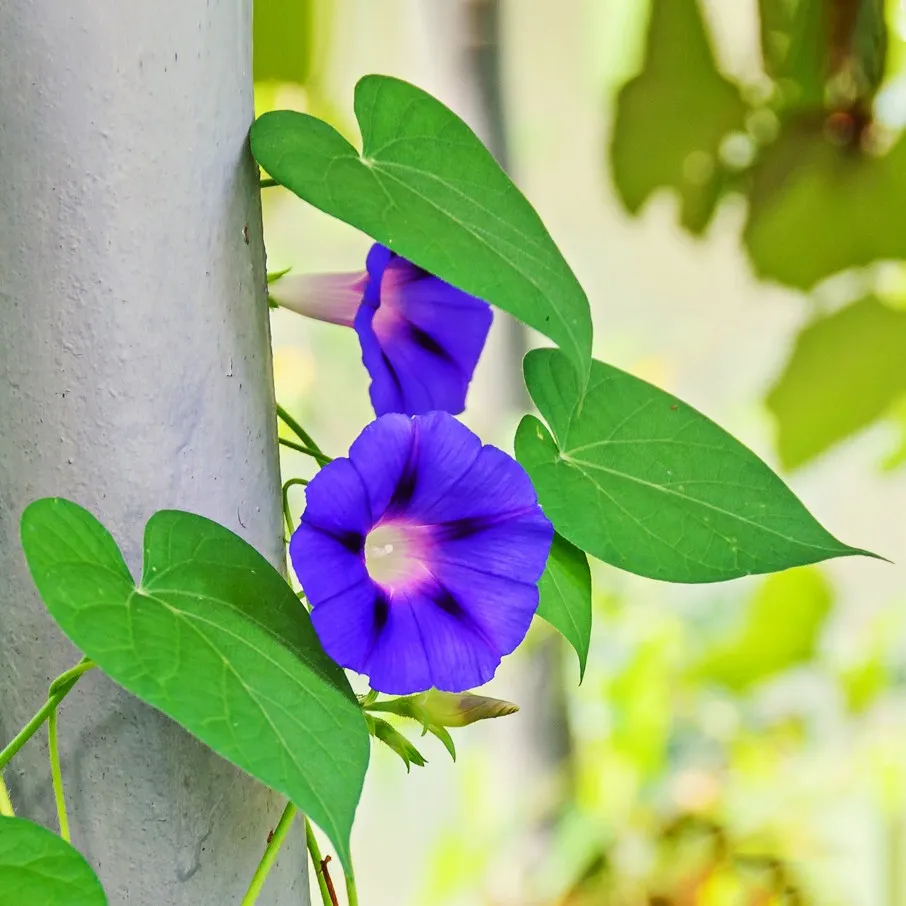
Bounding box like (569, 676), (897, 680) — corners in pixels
(0, 1), (308, 902)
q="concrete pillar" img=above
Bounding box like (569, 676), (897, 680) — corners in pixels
(0, 1), (307, 902)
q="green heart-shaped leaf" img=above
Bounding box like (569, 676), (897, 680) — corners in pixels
(537, 532), (592, 682)
(250, 74), (592, 377)
(0, 817), (107, 906)
(20, 499), (369, 873)
(515, 349), (875, 583)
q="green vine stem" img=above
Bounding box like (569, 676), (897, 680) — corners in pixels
(282, 477), (309, 539)
(241, 800), (298, 906)
(0, 658), (95, 771)
(279, 437), (332, 467)
(47, 708), (69, 842)
(305, 817), (337, 906)
(260, 178), (278, 189)
(0, 773), (14, 818)
(276, 404), (325, 456)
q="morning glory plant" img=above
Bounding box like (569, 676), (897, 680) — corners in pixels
(271, 243), (493, 415)
(0, 73), (878, 906)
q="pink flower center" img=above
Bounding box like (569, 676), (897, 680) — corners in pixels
(371, 258), (412, 343)
(364, 521), (432, 592)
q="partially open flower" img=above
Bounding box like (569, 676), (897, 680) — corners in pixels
(289, 411), (553, 694)
(269, 244), (493, 417)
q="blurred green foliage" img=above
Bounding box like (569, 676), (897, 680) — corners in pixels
(691, 567), (832, 690)
(767, 296), (906, 468)
(420, 558), (906, 905)
(610, 0), (906, 470)
(253, 0), (313, 85)
(610, 0), (746, 234)
(745, 130), (906, 289)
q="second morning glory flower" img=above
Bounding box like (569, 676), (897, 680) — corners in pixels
(270, 244), (493, 417)
(289, 411), (553, 694)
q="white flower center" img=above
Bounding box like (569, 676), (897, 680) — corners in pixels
(364, 523), (427, 589)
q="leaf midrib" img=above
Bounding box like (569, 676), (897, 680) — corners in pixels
(564, 454), (842, 555)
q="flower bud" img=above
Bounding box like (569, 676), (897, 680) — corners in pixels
(411, 690), (520, 727)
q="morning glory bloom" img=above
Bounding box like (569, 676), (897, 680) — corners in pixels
(289, 411), (553, 694)
(270, 244), (493, 417)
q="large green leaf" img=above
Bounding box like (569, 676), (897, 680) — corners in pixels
(20, 499), (369, 873)
(767, 296), (906, 468)
(0, 817), (106, 906)
(610, 0), (746, 234)
(515, 349), (873, 583)
(250, 75), (592, 377)
(537, 532), (592, 682)
(692, 566), (832, 690)
(745, 126), (906, 289)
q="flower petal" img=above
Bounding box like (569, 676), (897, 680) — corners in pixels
(347, 413), (414, 520)
(382, 258), (493, 378)
(355, 247), (492, 416)
(300, 458), (371, 537)
(396, 411), (483, 516)
(309, 575), (384, 672)
(429, 511), (554, 584)
(403, 581), (501, 692)
(414, 441), (541, 526)
(269, 271), (366, 326)
(423, 563), (541, 659)
(363, 593), (433, 694)
(289, 523), (368, 608)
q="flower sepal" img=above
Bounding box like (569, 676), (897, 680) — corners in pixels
(365, 714), (427, 773)
(363, 689), (520, 764)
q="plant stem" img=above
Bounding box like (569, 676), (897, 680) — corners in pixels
(48, 708), (69, 842)
(346, 872), (359, 906)
(260, 178), (278, 189)
(276, 404), (325, 455)
(0, 773), (14, 817)
(279, 437), (332, 467)
(0, 659), (95, 771)
(282, 477), (309, 538)
(305, 818), (338, 906)
(241, 801), (297, 906)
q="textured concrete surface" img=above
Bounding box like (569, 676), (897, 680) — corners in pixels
(0, 1), (307, 902)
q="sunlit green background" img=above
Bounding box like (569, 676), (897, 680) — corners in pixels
(256, 1), (906, 903)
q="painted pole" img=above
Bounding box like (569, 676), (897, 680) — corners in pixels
(0, 0), (307, 902)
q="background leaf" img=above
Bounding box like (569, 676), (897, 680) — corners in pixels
(515, 349), (872, 583)
(767, 296), (906, 468)
(691, 567), (833, 690)
(253, 0), (313, 85)
(0, 817), (107, 906)
(759, 0), (828, 109)
(250, 74), (593, 376)
(744, 127), (906, 289)
(537, 532), (592, 682)
(610, 0), (747, 234)
(20, 499), (369, 873)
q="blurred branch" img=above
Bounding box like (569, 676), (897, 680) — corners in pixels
(464, 0), (531, 413)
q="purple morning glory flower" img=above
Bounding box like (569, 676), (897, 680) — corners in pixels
(289, 411), (553, 694)
(269, 244), (493, 417)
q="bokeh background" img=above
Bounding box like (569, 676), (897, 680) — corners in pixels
(256, 2), (906, 903)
